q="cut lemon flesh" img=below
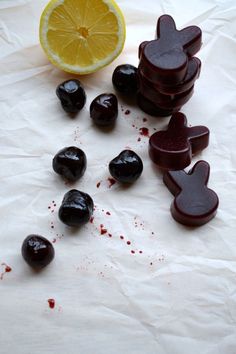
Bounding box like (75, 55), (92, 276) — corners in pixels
(39, 0), (126, 74)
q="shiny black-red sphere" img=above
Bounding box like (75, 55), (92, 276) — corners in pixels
(56, 79), (86, 113)
(53, 146), (87, 182)
(112, 64), (138, 94)
(21, 235), (55, 269)
(59, 189), (94, 227)
(109, 150), (143, 183)
(90, 93), (118, 126)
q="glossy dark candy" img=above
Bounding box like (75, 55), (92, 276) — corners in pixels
(139, 83), (194, 110)
(149, 112), (209, 169)
(112, 64), (138, 94)
(21, 235), (55, 269)
(56, 79), (86, 113)
(139, 15), (202, 85)
(90, 93), (118, 126)
(163, 160), (219, 226)
(138, 57), (201, 95)
(53, 146), (87, 182)
(59, 189), (94, 227)
(109, 150), (143, 183)
(137, 92), (180, 117)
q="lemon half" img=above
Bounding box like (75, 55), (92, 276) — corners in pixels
(39, 0), (126, 74)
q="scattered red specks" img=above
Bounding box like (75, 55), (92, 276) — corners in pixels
(143, 118), (147, 122)
(48, 201), (57, 213)
(96, 181), (101, 188)
(74, 126), (81, 143)
(106, 211), (111, 216)
(131, 250), (135, 254)
(107, 177), (116, 188)
(51, 234), (64, 244)
(125, 109), (130, 115)
(127, 241), (131, 245)
(120, 235), (124, 240)
(90, 217), (94, 224)
(48, 299), (55, 309)
(100, 224), (107, 235)
(0, 263), (12, 280)
(139, 127), (149, 137)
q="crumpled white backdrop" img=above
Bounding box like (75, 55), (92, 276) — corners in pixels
(0, 0), (236, 353)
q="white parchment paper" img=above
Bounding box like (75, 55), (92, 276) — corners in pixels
(1, 1), (236, 353)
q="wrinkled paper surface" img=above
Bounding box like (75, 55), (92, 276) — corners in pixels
(1, 1), (236, 353)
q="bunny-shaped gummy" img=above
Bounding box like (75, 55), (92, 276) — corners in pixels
(163, 161), (219, 226)
(138, 57), (201, 95)
(149, 112), (209, 170)
(139, 15), (202, 85)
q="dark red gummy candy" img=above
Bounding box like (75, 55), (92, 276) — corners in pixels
(139, 15), (202, 85)
(149, 112), (209, 170)
(163, 160), (219, 226)
(138, 57), (201, 95)
(137, 92), (180, 117)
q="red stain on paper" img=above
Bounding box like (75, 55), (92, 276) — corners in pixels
(0, 263), (12, 280)
(48, 299), (55, 309)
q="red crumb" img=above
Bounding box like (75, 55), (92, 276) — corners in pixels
(150, 262), (153, 266)
(96, 182), (101, 188)
(125, 109), (130, 115)
(108, 233), (112, 238)
(127, 241), (131, 245)
(143, 118), (147, 122)
(90, 217), (94, 223)
(139, 251), (143, 254)
(5, 265), (12, 273)
(107, 178), (116, 188)
(120, 235), (124, 240)
(131, 250), (135, 254)
(106, 212), (111, 216)
(139, 127), (149, 137)
(137, 137), (141, 142)
(100, 224), (107, 235)
(48, 299), (55, 309)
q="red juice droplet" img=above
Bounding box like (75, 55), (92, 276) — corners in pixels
(120, 235), (124, 240)
(131, 250), (135, 254)
(139, 127), (149, 137)
(48, 299), (55, 309)
(127, 241), (131, 245)
(96, 182), (101, 188)
(125, 109), (130, 115)
(106, 211), (111, 216)
(90, 217), (94, 224)
(5, 265), (12, 273)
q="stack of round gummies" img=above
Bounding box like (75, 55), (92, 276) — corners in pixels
(137, 15), (202, 116)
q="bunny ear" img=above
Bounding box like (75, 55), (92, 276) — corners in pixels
(168, 112), (187, 131)
(179, 26), (202, 55)
(189, 160), (210, 185)
(163, 170), (189, 196)
(156, 15), (176, 39)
